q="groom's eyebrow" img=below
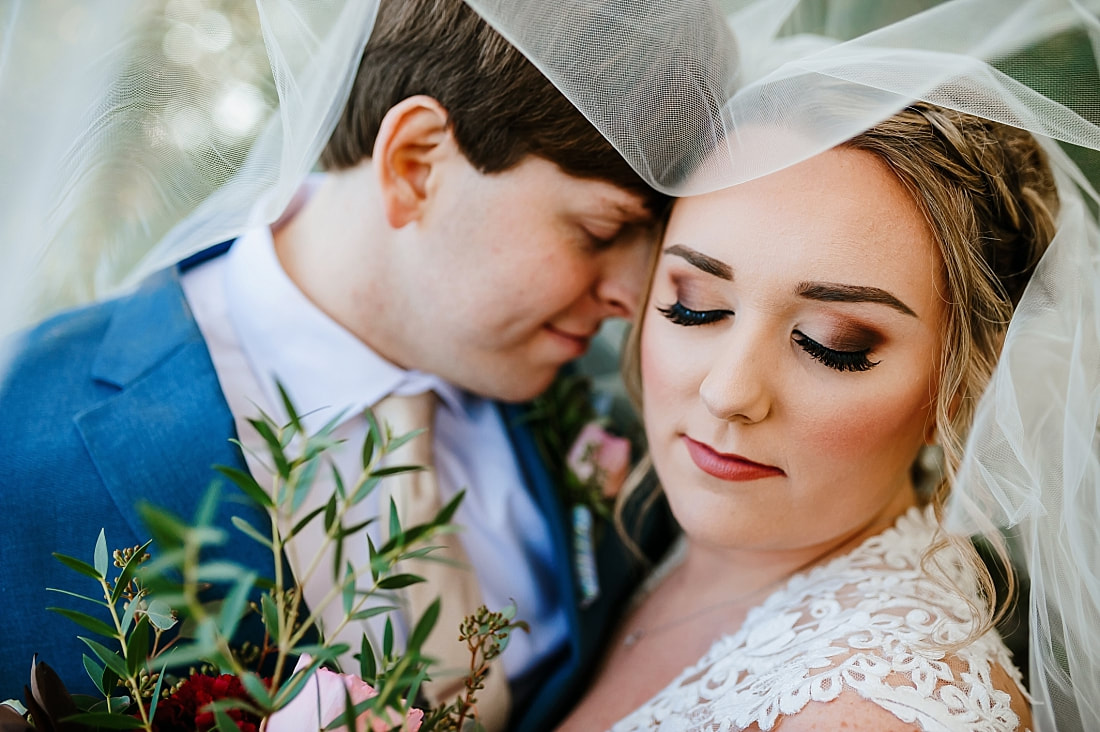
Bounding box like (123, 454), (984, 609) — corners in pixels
(664, 244), (732, 280)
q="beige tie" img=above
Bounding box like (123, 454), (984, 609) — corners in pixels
(372, 392), (511, 731)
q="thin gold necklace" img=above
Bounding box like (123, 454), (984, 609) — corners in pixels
(621, 552), (828, 649)
(621, 594), (753, 647)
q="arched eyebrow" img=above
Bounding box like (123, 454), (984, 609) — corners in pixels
(664, 244), (732, 280)
(797, 281), (917, 317)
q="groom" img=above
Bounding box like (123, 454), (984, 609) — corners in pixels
(0, 0), (715, 728)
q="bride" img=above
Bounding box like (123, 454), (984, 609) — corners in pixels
(560, 103), (1049, 731)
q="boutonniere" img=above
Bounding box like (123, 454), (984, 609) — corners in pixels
(524, 373), (635, 607)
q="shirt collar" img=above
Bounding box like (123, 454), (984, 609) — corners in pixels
(224, 182), (469, 434)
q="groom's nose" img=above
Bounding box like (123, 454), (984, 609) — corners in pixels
(594, 229), (656, 319)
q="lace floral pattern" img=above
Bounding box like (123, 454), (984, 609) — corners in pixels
(610, 507), (1025, 731)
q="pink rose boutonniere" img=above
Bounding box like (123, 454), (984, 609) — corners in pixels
(565, 421), (632, 607)
(525, 373), (641, 608)
(566, 422), (632, 501)
(264, 655), (423, 732)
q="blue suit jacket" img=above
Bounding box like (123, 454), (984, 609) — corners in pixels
(0, 247), (673, 730)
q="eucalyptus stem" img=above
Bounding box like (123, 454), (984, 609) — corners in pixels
(98, 576), (153, 730)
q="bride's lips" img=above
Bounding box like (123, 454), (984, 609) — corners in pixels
(544, 324), (594, 357)
(683, 436), (785, 482)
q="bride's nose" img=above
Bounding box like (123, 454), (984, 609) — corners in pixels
(699, 325), (773, 424)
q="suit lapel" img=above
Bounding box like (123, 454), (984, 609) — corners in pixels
(74, 265), (269, 575)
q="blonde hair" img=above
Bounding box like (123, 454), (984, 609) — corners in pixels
(845, 104), (1058, 634)
(617, 103), (1060, 629)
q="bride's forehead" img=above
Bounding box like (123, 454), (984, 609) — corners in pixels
(672, 146), (915, 224)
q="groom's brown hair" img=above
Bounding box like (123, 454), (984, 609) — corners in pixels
(321, 0), (678, 210)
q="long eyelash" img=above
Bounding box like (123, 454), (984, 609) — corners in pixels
(793, 331), (879, 372)
(656, 301), (731, 326)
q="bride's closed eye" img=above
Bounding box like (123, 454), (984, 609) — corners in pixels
(792, 331), (879, 372)
(656, 300), (732, 326)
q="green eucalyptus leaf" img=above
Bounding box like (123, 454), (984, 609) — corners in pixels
(291, 643), (349, 660)
(136, 504), (191, 552)
(260, 594), (281, 645)
(93, 530), (109, 579)
(110, 539), (153, 605)
(146, 599), (176, 631)
(388, 497), (401, 540)
(289, 504), (327, 541)
(213, 706), (242, 732)
(385, 427), (425, 454)
(52, 553), (102, 582)
(46, 587), (103, 606)
(323, 494), (337, 534)
(357, 634), (376, 682)
(48, 607), (116, 638)
(217, 571), (258, 640)
(148, 662), (167, 721)
(377, 573), (425, 590)
(125, 614), (151, 676)
(382, 618), (394, 658)
(277, 381), (304, 436)
(367, 535), (380, 582)
(119, 596), (140, 635)
(336, 517), (376, 541)
(82, 655), (105, 694)
(79, 637), (128, 679)
(435, 489), (464, 525)
(197, 561), (248, 583)
(348, 605), (398, 621)
(231, 515), (273, 550)
(315, 407), (350, 439)
(372, 464), (425, 478)
(350, 475), (381, 505)
(397, 545), (443, 562)
(332, 526), (344, 583)
(332, 464), (347, 500)
(215, 466), (274, 509)
(362, 409), (380, 468)
(102, 665), (120, 700)
(290, 458), (321, 514)
(249, 417), (291, 479)
(239, 671), (273, 711)
(406, 597), (440, 653)
(194, 481), (224, 527)
(342, 562), (356, 617)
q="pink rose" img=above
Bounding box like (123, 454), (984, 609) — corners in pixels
(264, 655), (423, 732)
(567, 422), (631, 498)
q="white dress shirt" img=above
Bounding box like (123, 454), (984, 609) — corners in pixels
(179, 188), (567, 680)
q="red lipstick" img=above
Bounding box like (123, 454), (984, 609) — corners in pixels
(683, 436), (785, 482)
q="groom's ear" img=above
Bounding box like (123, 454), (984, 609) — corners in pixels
(373, 95), (454, 229)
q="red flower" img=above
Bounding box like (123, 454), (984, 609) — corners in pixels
(151, 673), (264, 732)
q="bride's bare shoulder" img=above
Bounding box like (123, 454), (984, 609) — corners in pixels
(768, 691), (922, 732)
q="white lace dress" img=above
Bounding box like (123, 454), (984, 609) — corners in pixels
(610, 507), (1026, 731)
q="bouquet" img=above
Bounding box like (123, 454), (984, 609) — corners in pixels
(0, 387), (527, 732)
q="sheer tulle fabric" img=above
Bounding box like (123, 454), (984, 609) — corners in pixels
(1, 0), (1098, 729)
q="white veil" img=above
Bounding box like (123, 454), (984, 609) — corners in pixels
(2, 0), (1098, 728)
